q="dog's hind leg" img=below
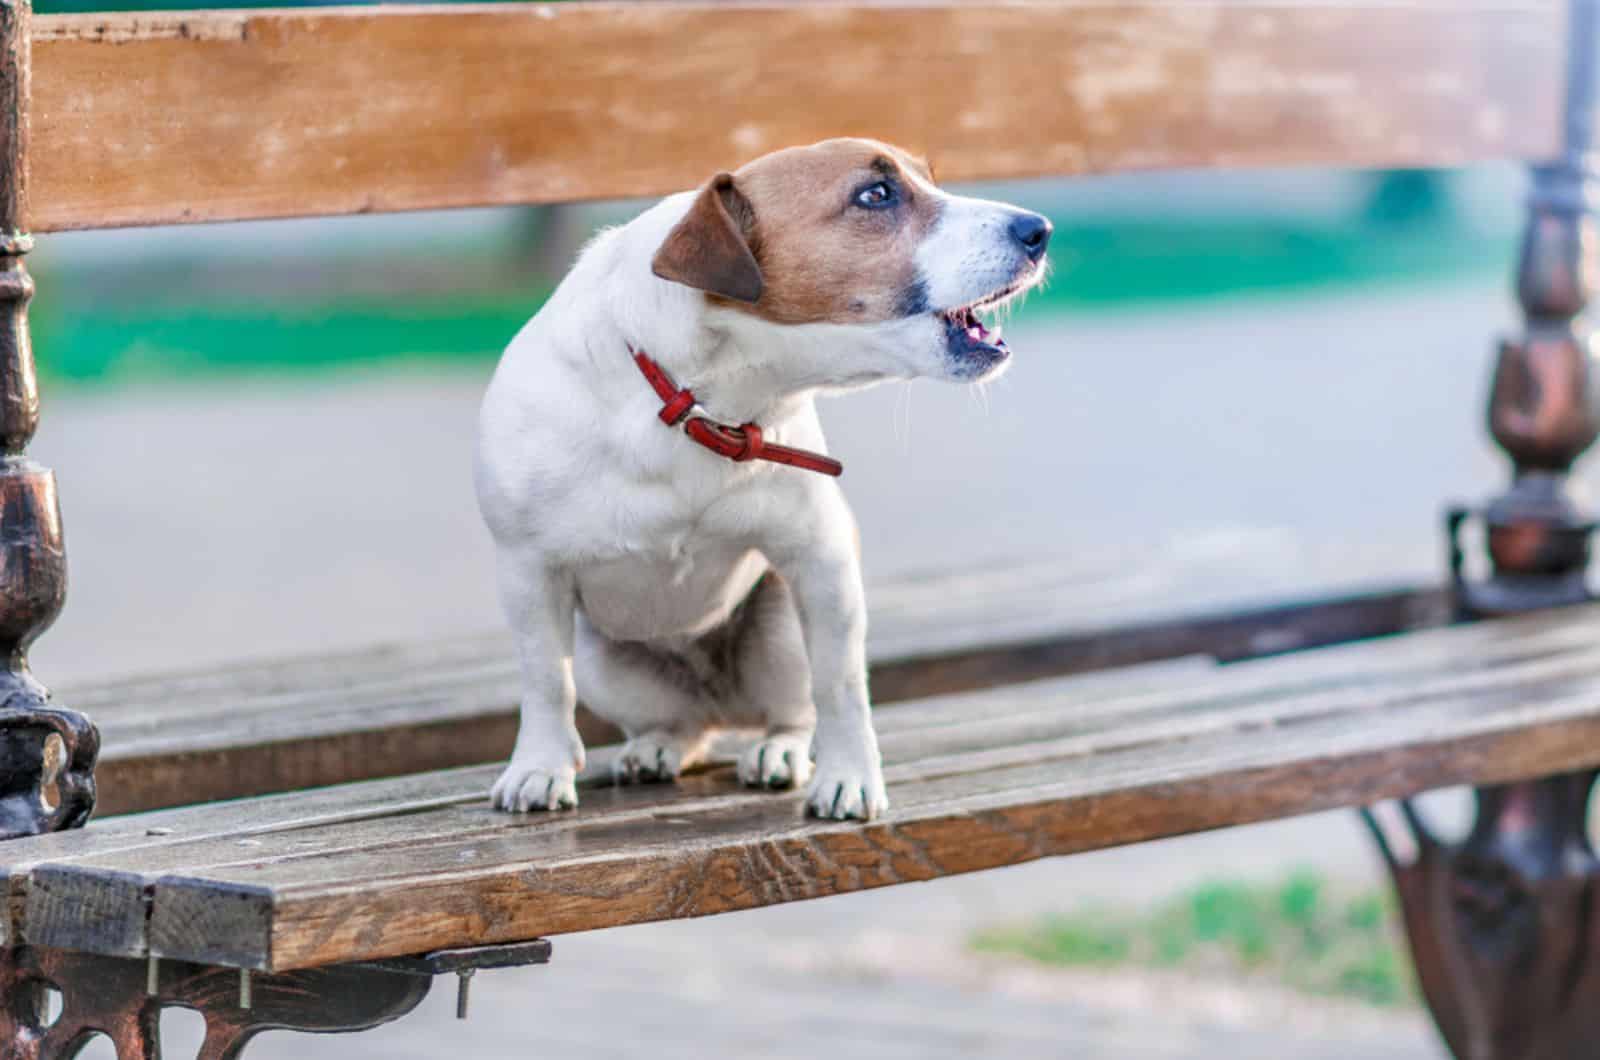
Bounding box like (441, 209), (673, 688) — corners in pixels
(575, 612), (715, 784)
(723, 573), (817, 791)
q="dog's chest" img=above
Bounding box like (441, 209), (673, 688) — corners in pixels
(576, 542), (768, 642)
(566, 465), (784, 640)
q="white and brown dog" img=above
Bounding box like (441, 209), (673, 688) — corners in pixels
(476, 138), (1050, 820)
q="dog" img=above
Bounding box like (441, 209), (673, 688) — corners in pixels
(475, 138), (1050, 820)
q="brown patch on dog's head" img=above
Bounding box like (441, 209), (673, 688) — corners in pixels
(652, 138), (944, 325)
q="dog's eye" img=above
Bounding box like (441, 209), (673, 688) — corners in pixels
(853, 181), (896, 209)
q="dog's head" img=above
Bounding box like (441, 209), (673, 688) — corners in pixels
(651, 138), (1050, 384)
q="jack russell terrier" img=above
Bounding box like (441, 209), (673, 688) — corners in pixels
(476, 138), (1051, 820)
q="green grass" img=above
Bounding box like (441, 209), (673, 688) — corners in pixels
(28, 212), (1511, 385)
(971, 871), (1417, 1008)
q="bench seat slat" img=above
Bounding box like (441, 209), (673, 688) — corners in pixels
(12, 661), (1226, 956)
(150, 661), (1600, 969)
(62, 554), (1447, 818)
(31, 607), (1600, 889)
(11, 601), (1600, 971)
(31, 0), (1565, 232)
(24, 632), (1592, 892)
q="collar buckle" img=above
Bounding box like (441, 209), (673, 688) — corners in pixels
(629, 345), (843, 478)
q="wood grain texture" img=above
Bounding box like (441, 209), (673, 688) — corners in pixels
(28, 0), (1566, 232)
(25, 620), (1590, 895)
(23, 866), (145, 956)
(200, 698), (1600, 971)
(65, 581), (1446, 818)
(13, 601), (1600, 970)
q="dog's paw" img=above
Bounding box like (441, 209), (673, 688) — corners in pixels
(613, 731), (700, 785)
(738, 730), (814, 790)
(491, 756), (580, 813)
(805, 753), (889, 821)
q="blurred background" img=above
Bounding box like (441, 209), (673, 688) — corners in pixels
(34, 1), (1540, 1056)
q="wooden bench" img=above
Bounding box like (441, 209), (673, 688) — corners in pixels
(1, 1), (1597, 1057)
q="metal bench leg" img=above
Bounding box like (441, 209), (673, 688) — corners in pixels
(1406, 1), (1600, 1056)
(1364, 776), (1600, 1060)
(0, 0), (97, 842)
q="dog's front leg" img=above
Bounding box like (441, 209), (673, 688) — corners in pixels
(490, 557), (585, 812)
(778, 535), (889, 822)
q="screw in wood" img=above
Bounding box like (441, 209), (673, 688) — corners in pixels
(146, 956), (159, 996)
(239, 968), (252, 1011)
(455, 969), (474, 1020)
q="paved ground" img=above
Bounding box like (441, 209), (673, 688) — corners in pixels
(37, 276), (1525, 1058)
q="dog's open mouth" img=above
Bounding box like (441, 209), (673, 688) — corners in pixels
(940, 304), (1007, 360)
(938, 281), (1027, 377)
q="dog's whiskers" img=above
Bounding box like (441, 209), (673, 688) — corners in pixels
(968, 377), (994, 415)
(893, 381), (915, 445)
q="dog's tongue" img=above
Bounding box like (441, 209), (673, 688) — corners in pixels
(948, 305), (1005, 349)
(964, 307), (1002, 345)
(960, 306), (986, 341)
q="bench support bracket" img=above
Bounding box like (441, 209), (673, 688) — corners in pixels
(0, 0), (98, 843)
(0, 945), (431, 1059)
(0, 939), (551, 1058)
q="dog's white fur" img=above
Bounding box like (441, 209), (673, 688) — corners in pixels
(476, 140), (1048, 820)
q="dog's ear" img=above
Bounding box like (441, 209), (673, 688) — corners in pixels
(651, 173), (763, 304)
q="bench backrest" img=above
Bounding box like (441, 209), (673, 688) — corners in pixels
(28, 0), (1571, 233)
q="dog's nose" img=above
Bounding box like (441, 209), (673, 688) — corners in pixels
(1008, 212), (1053, 261)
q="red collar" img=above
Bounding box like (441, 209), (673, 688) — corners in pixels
(630, 347), (843, 477)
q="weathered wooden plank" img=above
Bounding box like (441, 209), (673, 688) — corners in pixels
(76, 579), (1442, 742)
(23, 868), (148, 958)
(17, 662), (1221, 953)
(15, 601), (1600, 970)
(176, 666), (1600, 970)
(0, 580), (1456, 948)
(873, 602), (1596, 736)
(58, 568), (1439, 725)
(30, 0), (1565, 232)
(64, 574), (1448, 817)
(33, 629), (1600, 901)
(0, 655), (1206, 934)
(128, 623), (1600, 889)
(866, 582), (1452, 702)
(0, 763), (502, 948)
(140, 881), (275, 969)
